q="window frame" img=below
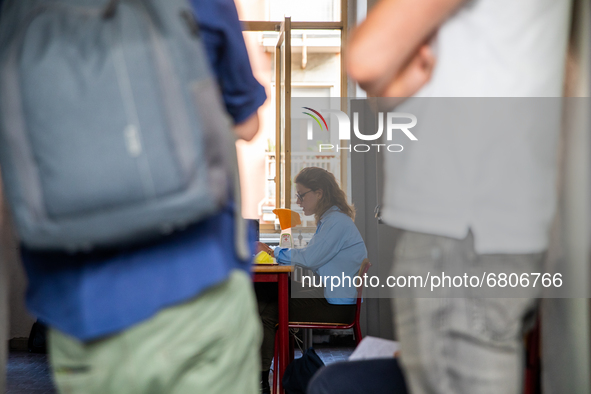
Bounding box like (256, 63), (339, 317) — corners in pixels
(241, 0), (349, 215)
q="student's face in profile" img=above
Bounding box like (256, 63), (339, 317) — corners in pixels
(296, 183), (322, 216)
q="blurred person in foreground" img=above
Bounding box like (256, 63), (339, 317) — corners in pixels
(0, 0), (266, 393)
(347, 0), (571, 393)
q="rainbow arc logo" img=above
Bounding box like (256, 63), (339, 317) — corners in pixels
(302, 107), (328, 132)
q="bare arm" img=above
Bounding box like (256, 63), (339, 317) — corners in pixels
(233, 112), (260, 141)
(347, 0), (466, 97)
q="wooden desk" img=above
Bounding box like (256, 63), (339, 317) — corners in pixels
(252, 265), (293, 394)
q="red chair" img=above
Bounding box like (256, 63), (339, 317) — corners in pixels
(523, 318), (541, 394)
(272, 259), (372, 393)
(288, 258), (372, 344)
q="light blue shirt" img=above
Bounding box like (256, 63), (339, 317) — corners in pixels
(274, 206), (367, 304)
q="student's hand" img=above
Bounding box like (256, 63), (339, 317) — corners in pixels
(379, 43), (435, 98)
(366, 43), (436, 111)
(256, 241), (274, 256)
(347, 0), (465, 98)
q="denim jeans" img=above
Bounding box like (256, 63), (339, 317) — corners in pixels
(391, 230), (542, 394)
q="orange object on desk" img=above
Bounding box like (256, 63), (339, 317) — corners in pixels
(272, 209), (301, 230)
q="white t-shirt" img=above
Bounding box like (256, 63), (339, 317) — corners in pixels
(381, 0), (572, 253)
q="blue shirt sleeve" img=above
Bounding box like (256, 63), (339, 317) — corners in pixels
(274, 219), (348, 271)
(274, 246), (292, 263)
(190, 0), (267, 124)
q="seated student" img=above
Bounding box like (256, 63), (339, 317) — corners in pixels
(256, 167), (368, 394)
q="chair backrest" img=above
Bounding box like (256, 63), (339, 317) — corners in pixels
(288, 258), (371, 329)
(352, 258), (371, 327)
(355, 258), (371, 299)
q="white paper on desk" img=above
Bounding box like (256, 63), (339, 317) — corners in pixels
(348, 336), (400, 361)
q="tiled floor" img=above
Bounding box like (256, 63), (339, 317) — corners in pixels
(5, 346), (354, 394)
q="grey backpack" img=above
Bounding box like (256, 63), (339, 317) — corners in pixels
(0, 0), (249, 257)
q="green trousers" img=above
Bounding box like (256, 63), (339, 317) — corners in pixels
(49, 270), (262, 394)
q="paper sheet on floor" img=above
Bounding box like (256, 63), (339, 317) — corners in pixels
(348, 336), (400, 361)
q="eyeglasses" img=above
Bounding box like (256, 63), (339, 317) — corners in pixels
(296, 189), (314, 202)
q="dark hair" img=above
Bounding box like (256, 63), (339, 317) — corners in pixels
(294, 167), (355, 223)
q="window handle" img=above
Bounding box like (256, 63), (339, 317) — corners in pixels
(374, 205), (382, 224)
